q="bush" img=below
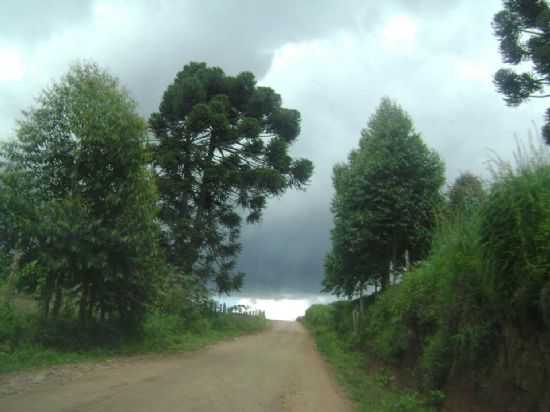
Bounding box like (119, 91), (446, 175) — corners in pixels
(419, 330), (451, 389)
(362, 288), (409, 361)
(0, 304), (32, 350)
(481, 160), (550, 328)
(34, 317), (127, 349)
(0, 250), (10, 282)
(304, 304), (334, 330)
(332, 300), (354, 337)
(360, 209), (497, 388)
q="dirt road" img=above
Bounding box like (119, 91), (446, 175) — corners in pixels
(0, 321), (352, 412)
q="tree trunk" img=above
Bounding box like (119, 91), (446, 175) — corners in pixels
(88, 283), (96, 323)
(42, 291), (52, 320)
(41, 274), (55, 320)
(79, 282), (89, 324)
(52, 281), (63, 320)
(187, 132), (217, 272)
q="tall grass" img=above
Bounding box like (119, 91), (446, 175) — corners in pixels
(311, 137), (550, 412)
(361, 209), (496, 388)
(482, 139), (550, 328)
(304, 307), (437, 412)
(0, 303), (268, 373)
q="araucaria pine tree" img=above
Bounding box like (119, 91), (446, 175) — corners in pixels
(150, 62), (313, 292)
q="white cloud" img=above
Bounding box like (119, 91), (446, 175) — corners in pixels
(457, 60), (492, 82)
(0, 48), (25, 81)
(382, 15), (418, 53)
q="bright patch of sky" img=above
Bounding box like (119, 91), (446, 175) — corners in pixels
(382, 15), (418, 53)
(0, 47), (25, 81)
(218, 294), (337, 321)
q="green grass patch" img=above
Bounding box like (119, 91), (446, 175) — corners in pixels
(0, 312), (269, 374)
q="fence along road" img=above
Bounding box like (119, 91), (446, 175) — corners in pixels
(0, 321), (351, 412)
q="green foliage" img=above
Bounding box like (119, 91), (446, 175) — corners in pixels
(419, 330), (451, 389)
(324, 97), (444, 297)
(304, 309), (434, 412)
(481, 147), (550, 327)
(493, 0), (550, 143)
(0, 304), (32, 350)
(150, 62), (313, 292)
(0, 302), (268, 373)
(447, 172), (486, 215)
(362, 287), (410, 361)
(156, 272), (210, 322)
(0, 250), (9, 282)
(318, 141), (550, 404)
(322, 206), (496, 393)
(304, 304), (335, 329)
(368, 211), (496, 388)
(4, 62), (163, 332)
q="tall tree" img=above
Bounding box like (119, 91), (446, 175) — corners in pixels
(447, 172), (486, 214)
(6, 63), (161, 330)
(323, 98), (444, 297)
(150, 62), (313, 292)
(493, 0), (550, 143)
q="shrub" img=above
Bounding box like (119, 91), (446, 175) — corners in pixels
(360, 208), (497, 388)
(0, 304), (32, 350)
(305, 304), (335, 330)
(481, 158), (550, 328)
(331, 300), (354, 337)
(420, 330), (451, 389)
(34, 317), (127, 349)
(362, 288), (409, 361)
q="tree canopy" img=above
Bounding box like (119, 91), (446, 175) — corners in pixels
(149, 62), (313, 293)
(323, 98), (445, 297)
(493, 0), (550, 143)
(5, 63), (161, 331)
(447, 172), (486, 214)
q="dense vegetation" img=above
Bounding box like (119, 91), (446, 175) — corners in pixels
(317, 128), (550, 410)
(304, 303), (440, 412)
(323, 98), (445, 298)
(312, 4), (550, 409)
(0, 61), (312, 370)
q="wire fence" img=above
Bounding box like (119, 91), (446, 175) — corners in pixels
(208, 301), (266, 318)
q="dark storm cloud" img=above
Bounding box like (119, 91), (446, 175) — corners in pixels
(86, 0), (366, 116)
(1, 0), (547, 296)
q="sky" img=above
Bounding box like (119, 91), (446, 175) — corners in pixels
(1, 1), (548, 319)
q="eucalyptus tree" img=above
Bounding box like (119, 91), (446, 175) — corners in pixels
(150, 62), (313, 292)
(324, 98), (444, 296)
(6, 63), (161, 330)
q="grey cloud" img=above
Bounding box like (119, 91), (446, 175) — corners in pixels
(1, 0), (546, 297)
(0, 1), (94, 45)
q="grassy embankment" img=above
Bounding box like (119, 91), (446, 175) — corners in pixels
(0, 290), (268, 374)
(304, 304), (438, 412)
(305, 146), (550, 411)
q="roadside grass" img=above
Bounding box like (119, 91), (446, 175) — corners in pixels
(305, 322), (436, 412)
(0, 310), (269, 374)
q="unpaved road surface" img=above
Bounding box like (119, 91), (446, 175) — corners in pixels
(0, 321), (351, 412)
